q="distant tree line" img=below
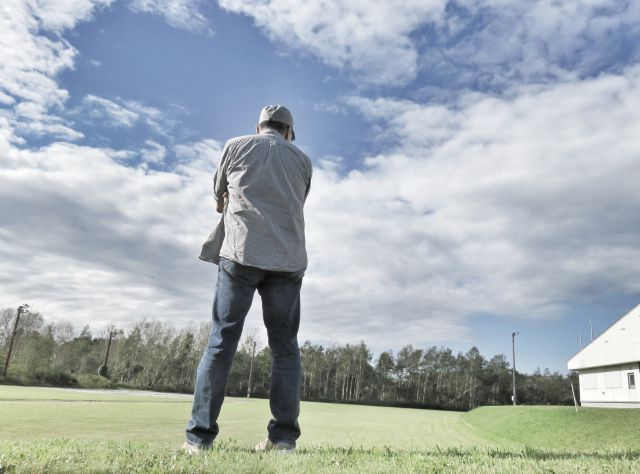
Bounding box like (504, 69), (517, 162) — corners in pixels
(0, 307), (577, 410)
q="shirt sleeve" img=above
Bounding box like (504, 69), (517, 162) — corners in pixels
(304, 156), (313, 201)
(213, 141), (231, 202)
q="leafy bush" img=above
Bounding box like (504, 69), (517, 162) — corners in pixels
(77, 374), (113, 389)
(30, 368), (78, 387)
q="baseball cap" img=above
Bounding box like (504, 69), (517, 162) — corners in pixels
(258, 105), (296, 141)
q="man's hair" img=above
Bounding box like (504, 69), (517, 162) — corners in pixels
(259, 120), (290, 136)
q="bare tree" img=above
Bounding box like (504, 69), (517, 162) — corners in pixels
(0, 308), (16, 350)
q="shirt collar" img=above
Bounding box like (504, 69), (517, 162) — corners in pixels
(260, 129), (286, 141)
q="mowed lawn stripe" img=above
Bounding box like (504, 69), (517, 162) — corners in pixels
(299, 402), (489, 448)
(465, 405), (640, 451)
(0, 385), (192, 402)
(0, 386), (484, 449)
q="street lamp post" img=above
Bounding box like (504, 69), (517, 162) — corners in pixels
(3, 304), (30, 378)
(512, 331), (519, 406)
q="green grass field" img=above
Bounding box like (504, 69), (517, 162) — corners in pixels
(1, 385), (639, 473)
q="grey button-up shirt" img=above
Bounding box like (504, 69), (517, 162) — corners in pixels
(213, 129), (312, 272)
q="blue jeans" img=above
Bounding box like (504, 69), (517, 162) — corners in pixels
(185, 257), (303, 447)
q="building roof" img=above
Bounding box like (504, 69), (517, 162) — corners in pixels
(567, 303), (640, 370)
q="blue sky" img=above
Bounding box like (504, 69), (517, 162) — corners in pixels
(2, 0), (640, 374)
(59, 2), (374, 166)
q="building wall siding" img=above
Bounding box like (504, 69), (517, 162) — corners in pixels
(579, 363), (640, 407)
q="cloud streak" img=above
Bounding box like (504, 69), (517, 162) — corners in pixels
(129, 0), (213, 34)
(78, 95), (176, 136)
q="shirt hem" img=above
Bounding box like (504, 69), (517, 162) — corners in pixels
(219, 252), (307, 273)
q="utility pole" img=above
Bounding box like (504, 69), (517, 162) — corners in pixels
(3, 304), (29, 378)
(512, 331), (519, 406)
(246, 339), (257, 398)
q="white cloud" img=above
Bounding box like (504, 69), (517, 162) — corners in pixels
(418, 0), (640, 90)
(2, 67), (639, 351)
(218, 0), (640, 88)
(0, 1), (220, 334)
(317, 155), (344, 173)
(26, 0), (113, 32)
(79, 95), (176, 136)
(0, 0), (113, 106)
(313, 102), (348, 115)
(0, 134), (220, 330)
(174, 138), (224, 170)
(129, 0), (212, 34)
(11, 100), (83, 140)
(82, 95), (139, 128)
(140, 139), (166, 164)
(2, 0), (640, 358)
(298, 66), (640, 346)
(0, 92), (16, 106)
(218, 0), (448, 85)
(0, 0), (113, 141)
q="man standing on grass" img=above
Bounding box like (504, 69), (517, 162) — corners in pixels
(184, 105), (312, 453)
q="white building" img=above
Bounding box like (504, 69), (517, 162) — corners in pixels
(567, 303), (640, 408)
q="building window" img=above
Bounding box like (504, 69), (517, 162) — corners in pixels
(628, 373), (636, 390)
